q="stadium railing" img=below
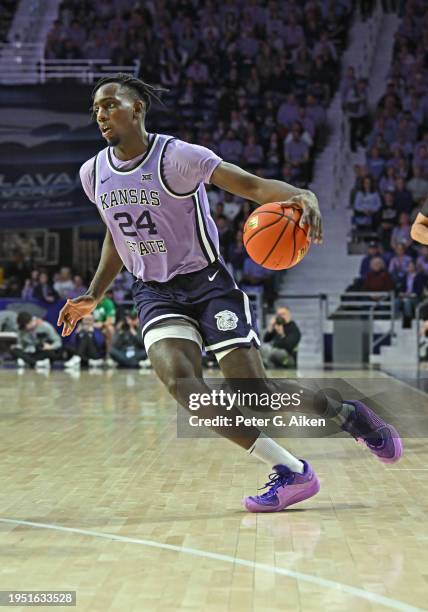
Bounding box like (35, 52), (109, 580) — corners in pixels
(0, 43), (140, 83)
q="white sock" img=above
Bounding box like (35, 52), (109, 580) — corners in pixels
(248, 434), (304, 474)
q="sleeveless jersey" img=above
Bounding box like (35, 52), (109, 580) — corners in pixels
(93, 133), (221, 282)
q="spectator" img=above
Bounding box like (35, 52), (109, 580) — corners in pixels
(389, 243), (413, 284)
(393, 178), (414, 217)
(21, 270), (40, 300)
(353, 176), (382, 230)
(32, 271), (59, 304)
(218, 130), (243, 164)
(367, 147), (386, 181)
(407, 166), (428, 205)
(241, 256), (276, 307)
(63, 315), (105, 369)
(10, 311), (62, 369)
(93, 291), (116, 363)
(261, 307), (301, 368)
(359, 242), (385, 279)
(378, 191), (399, 250)
(227, 229), (246, 278)
(390, 212), (412, 251)
(379, 166), (397, 195)
(344, 78), (370, 151)
(66, 275), (88, 299)
(242, 134), (264, 169)
(362, 257), (395, 293)
(215, 214), (234, 258)
(398, 260), (427, 327)
(222, 192), (241, 222)
(53, 267), (75, 298)
(416, 246), (428, 275)
(110, 311), (146, 368)
(284, 124), (310, 182)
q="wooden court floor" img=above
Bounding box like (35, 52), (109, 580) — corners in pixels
(0, 367), (427, 612)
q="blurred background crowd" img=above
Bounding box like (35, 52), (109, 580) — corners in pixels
(345, 0), (428, 328)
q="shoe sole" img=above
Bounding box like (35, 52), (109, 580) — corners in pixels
(243, 475), (321, 513)
(357, 424), (403, 464)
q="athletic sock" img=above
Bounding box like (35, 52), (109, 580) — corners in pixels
(248, 433), (304, 474)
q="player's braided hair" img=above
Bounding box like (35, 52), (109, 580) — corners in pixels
(91, 73), (167, 113)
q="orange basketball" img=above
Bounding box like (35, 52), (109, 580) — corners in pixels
(243, 202), (311, 270)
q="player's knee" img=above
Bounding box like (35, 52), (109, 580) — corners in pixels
(163, 365), (199, 401)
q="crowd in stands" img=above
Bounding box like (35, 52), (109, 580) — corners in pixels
(0, 0), (358, 315)
(346, 0), (428, 328)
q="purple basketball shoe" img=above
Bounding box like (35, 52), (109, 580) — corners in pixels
(342, 400), (403, 464)
(243, 461), (320, 513)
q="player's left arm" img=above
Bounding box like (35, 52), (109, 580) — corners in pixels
(411, 212), (428, 245)
(211, 161), (322, 243)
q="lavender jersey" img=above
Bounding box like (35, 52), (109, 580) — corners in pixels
(80, 134), (222, 282)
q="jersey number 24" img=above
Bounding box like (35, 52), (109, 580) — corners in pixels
(113, 211), (157, 236)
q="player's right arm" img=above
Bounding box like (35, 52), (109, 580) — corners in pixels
(57, 228), (123, 336)
(411, 212), (428, 245)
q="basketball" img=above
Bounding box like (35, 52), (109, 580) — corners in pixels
(243, 202), (311, 270)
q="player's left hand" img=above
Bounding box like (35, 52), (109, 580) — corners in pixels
(285, 191), (323, 244)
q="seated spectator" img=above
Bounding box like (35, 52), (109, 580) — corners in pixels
(367, 147), (386, 181)
(63, 315), (105, 369)
(242, 134), (264, 169)
(276, 93), (299, 129)
(93, 291), (116, 363)
(285, 120), (313, 148)
(393, 177), (414, 215)
(362, 256), (395, 293)
(390, 212), (412, 251)
(222, 192), (242, 222)
(398, 260), (427, 327)
(359, 241), (385, 279)
(378, 192), (399, 250)
(241, 256), (276, 307)
(21, 270), (40, 300)
(32, 271), (59, 304)
(9, 311), (62, 369)
(305, 93), (327, 127)
(261, 307), (301, 368)
(227, 230), (246, 279)
(379, 167), (397, 195)
(66, 275), (88, 299)
(218, 130), (243, 164)
(407, 166), (428, 206)
(389, 243), (413, 284)
(110, 270), (133, 303)
(213, 211), (232, 254)
(284, 125), (310, 183)
(110, 311), (146, 368)
(416, 246), (428, 275)
(353, 176), (382, 230)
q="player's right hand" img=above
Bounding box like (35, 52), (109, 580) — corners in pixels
(57, 295), (98, 337)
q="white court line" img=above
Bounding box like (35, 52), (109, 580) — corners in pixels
(0, 517), (422, 612)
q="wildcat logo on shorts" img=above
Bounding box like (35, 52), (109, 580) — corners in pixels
(215, 310), (238, 331)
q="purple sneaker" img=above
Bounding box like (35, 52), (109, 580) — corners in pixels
(243, 461), (320, 513)
(342, 400), (403, 464)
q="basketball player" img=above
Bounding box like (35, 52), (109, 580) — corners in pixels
(58, 75), (402, 513)
(411, 199), (428, 244)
